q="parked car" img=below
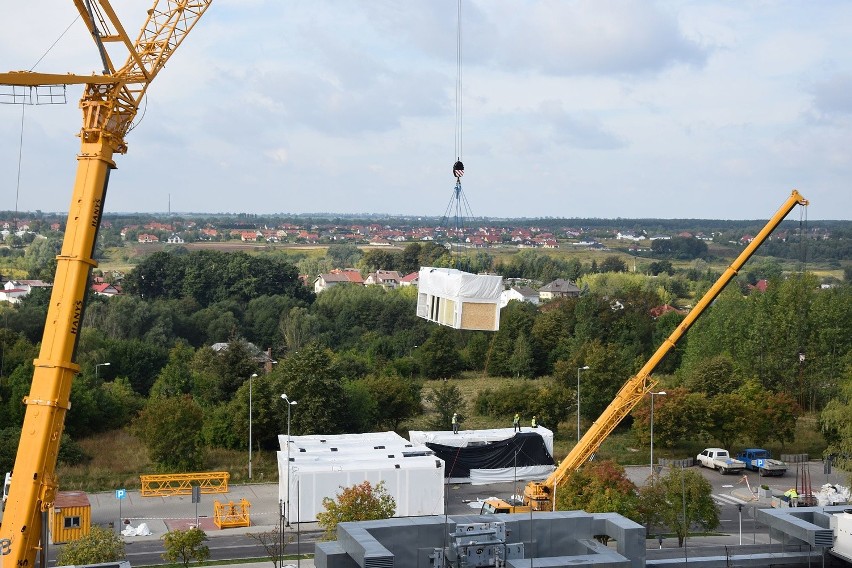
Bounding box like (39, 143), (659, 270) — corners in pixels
(696, 448), (746, 475)
(736, 448), (787, 476)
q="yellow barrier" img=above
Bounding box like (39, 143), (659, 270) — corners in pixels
(214, 499), (251, 529)
(140, 471), (230, 497)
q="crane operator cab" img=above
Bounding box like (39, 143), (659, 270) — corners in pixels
(480, 497), (530, 515)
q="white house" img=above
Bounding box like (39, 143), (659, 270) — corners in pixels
(500, 286), (540, 308)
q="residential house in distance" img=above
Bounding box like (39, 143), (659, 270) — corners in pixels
(91, 282), (121, 297)
(365, 270), (403, 289)
(500, 285), (540, 308)
(539, 278), (581, 301)
(1, 279), (52, 304)
(314, 269), (364, 293)
(400, 272), (419, 287)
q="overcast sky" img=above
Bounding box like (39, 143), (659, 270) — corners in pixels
(1, 1), (850, 220)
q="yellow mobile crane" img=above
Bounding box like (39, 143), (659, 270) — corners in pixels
(0, 2), (210, 566)
(484, 189), (809, 514)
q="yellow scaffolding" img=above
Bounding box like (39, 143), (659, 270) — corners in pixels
(213, 499), (252, 529)
(140, 472), (230, 497)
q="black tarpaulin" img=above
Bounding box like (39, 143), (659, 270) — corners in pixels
(426, 432), (555, 478)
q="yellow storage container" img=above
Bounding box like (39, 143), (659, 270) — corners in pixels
(50, 491), (91, 544)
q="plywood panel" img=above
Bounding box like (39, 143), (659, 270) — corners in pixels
(460, 302), (498, 331)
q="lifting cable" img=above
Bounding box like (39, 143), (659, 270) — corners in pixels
(441, 0), (479, 270)
(453, 0), (463, 177)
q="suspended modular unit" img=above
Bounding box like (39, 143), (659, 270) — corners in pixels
(409, 428), (555, 485)
(416, 267), (503, 331)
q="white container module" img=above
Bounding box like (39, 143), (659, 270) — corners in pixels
(416, 267), (503, 331)
(278, 453), (446, 523)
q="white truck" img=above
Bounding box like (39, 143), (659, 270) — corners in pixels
(696, 448), (746, 475)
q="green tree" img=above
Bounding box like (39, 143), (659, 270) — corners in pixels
(275, 344), (346, 435)
(555, 460), (638, 540)
(134, 395), (205, 471)
(531, 383), (573, 436)
(316, 480), (396, 541)
(821, 357), (852, 477)
(162, 527), (210, 568)
(509, 333), (534, 378)
(632, 387), (711, 450)
(419, 326), (462, 379)
(706, 392), (749, 449)
(279, 305), (319, 354)
(359, 249), (399, 272)
(341, 378), (379, 432)
(327, 243), (362, 268)
(150, 341), (197, 399)
(637, 467), (718, 547)
(425, 381), (466, 431)
(24, 236), (61, 280)
(361, 374), (422, 430)
(599, 256), (627, 273)
(56, 525), (126, 565)
(683, 354), (743, 398)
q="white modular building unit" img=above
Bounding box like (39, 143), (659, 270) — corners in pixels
(416, 267), (503, 331)
(277, 431), (411, 450)
(277, 453), (446, 523)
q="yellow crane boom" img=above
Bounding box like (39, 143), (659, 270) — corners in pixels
(522, 189), (809, 511)
(0, 2), (210, 566)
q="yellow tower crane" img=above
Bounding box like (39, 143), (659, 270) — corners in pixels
(0, 2), (211, 566)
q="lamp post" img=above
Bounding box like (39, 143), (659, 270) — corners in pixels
(248, 373), (257, 480)
(95, 362), (110, 380)
(281, 393), (297, 526)
(650, 391), (667, 479)
(576, 366), (589, 443)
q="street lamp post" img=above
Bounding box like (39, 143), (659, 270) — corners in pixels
(281, 393), (297, 526)
(95, 362), (111, 380)
(576, 366), (589, 443)
(248, 373), (258, 480)
(649, 391), (667, 478)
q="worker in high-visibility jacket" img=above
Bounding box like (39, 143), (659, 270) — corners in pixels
(531, 416), (538, 428)
(452, 412), (459, 434)
(784, 488), (799, 506)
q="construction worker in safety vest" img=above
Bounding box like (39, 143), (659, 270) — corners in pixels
(531, 415), (538, 429)
(452, 412), (459, 434)
(784, 488), (799, 505)
(513, 413), (520, 432)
